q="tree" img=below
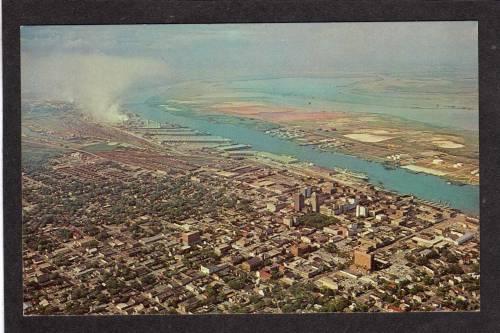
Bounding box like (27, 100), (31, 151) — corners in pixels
(96, 293), (109, 304)
(324, 243), (338, 254)
(298, 213), (339, 229)
(96, 231), (109, 241)
(416, 256), (429, 266)
(320, 287), (335, 297)
(409, 284), (424, 295)
(423, 275), (433, 286)
(455, 298), (468, 310)
(141, 274), (156, 285)
(71, 287), (86, 300)
(446, 263), (464, 275)
(57, 228), (72, 241)
(83, 224), (99, 236)
(446, 253), (458, 263)
(324, 297), (349, 312)
(228, 278), (245, 290)
(382, 294), (395, 303)
(354, 302), (369, 312)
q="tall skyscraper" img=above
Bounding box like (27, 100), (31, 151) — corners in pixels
(311, 192), (320, 213)
(356, 205), (368, 217)
(294, 193), (305, 212)
(302, 186), (312, 198)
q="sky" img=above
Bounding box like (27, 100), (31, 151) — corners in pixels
(20, 22), (478, 121)
(22, 22), (478, 80)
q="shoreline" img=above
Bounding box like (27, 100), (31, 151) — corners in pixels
(144, 100), (478, 187)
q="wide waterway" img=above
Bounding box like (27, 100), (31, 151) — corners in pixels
(127, 102), (480, 216)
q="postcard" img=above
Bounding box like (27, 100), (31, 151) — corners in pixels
(20, 22), (480, 316)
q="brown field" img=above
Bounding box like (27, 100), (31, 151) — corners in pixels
(216, 104), (346, 123)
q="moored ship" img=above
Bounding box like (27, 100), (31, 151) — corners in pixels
(333, 167), (369, 181)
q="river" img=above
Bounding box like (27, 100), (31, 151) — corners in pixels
(127, 102), (479, 216)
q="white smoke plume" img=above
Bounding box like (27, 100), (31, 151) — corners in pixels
(21, 53), (168, 122)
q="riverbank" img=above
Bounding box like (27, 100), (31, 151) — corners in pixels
(206, 108), (479, 186)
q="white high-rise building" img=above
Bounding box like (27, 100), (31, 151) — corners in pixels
(356, 205), (368, 217)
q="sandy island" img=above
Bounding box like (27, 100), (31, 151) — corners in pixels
(433, 140), (464, 149)
(402, 164), (448, 176)
(344, 133), (394, 143)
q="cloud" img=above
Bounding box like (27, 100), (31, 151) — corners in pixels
(20, 22), (477, 110)
(21, 53), (168, 122)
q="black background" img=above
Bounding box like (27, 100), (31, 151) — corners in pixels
(4, 1), (500, 332)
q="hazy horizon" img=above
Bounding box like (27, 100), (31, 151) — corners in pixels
(21, 22), (478, 123)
